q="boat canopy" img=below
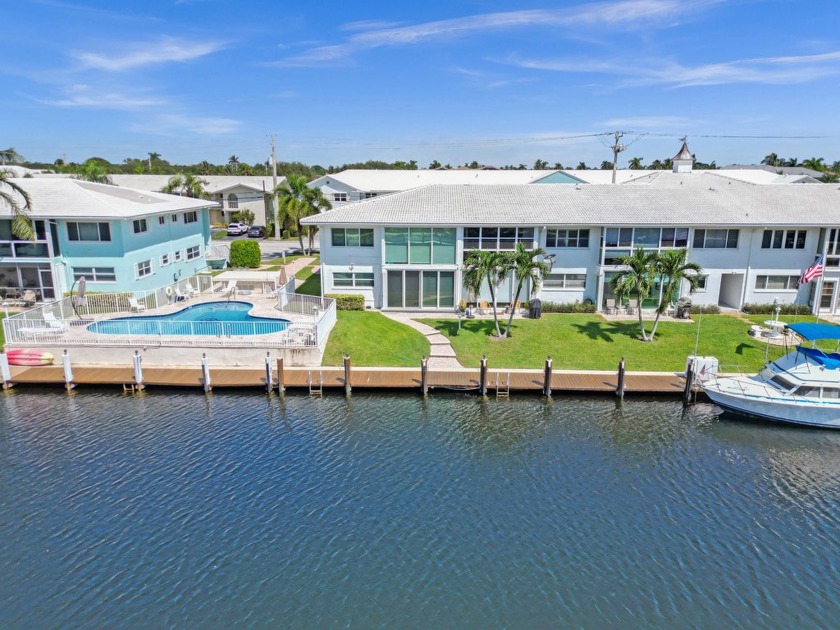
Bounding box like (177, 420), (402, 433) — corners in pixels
(796, 345), (840, 369)
(786, 322), (840, 341)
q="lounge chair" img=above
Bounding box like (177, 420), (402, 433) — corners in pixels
(217, 280), (237, 297)
(43, 312), (69, 332)
(21, 290), (37, 307)
(174, 288), (190, 302)
(185, 282), (201, 298)
(478, 300), (489, 315)
(129, 297), (146, 312)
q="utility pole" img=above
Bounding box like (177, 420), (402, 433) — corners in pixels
(610, 131), (626, 184)
(271, 134), (281, 241)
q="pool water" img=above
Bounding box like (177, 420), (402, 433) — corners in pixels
(86, 301), (290, 336)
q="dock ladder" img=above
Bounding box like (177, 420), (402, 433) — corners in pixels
(308, 370), (323, 397)
(495, 371), (510, 399)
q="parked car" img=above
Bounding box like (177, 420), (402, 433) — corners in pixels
(248, 225), (266, 238)
(227, 222), (247, 236)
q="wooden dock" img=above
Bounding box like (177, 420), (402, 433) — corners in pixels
(4, 363), (688, 396)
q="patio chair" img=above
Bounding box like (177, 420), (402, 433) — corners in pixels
(504, 300), (521, 315)
(216, 280), (237, 297)
(626, 298), (638, 316)
(21, 290), (37, 307)
(185, 282), (201, 298)
(605, 298), (617, 314)
(478, 300), (489, 315)
(43, 312), (69, 332)
(129, 297), (146, 312)
(174, 288), (190, 302)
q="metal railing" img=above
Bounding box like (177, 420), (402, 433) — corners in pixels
(3, 274), (337, 349)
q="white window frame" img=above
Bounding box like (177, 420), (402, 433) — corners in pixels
(136, 259), (153, 279)
(755, 275), (800, 291)
(133, 219), (148, 234)
(174, 250), (183, 262)
(158, 216), (166, 225)
(184, 211), (198, 224)
(67, 221), (111, 242)
(543, 273), (587, 289)
(160, 253), (170, 266)
(72, 267), (116, 283)
(334, 192), (348, 202)
(186, 245), (201, 260)
(334, 271), (375, 288)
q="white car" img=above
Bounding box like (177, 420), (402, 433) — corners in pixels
(227, 222), (247, 236)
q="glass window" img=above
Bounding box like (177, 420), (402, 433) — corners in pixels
(404, 271), (420, 308)
(756, 275), (799, 290)
(133, 219), (148, 234)
(410, 228), (432, 264)
(499, 227), (517, 250)
(547, 229), (589, 248)
(439, 272), (455, 307)
(158, 216), (166, 225)
(333, 193), (347, 202)
(796, 231), (806, 249)
(136, 260), (152, 278)
(464, 227), (480, 250)
(385, 228), (409, 264)
(480, 227), (498, 250)
(346, 230), (360, 247)
(355, 272), (374, 287)
(694, 229), (738, 248)
(360, 229), (374, 247)
(634, 228), (660, 247)
(73, 267), (115, 282)
(184, 211), (198, 224)
(67, 222), (110, 242)
(432, 228), (456, 264)
(773, 231), (784, 248)
(423, 271), (438, 307)
(186, 245), (201, 260)
(331, 228), (346, 247)
(334, 272), (353, 287)
(387, 271), (403, 307)
(160, 254), (170, 266)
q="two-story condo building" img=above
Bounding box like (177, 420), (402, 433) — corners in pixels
(302, 170), (840, 316)
(0, 178), (217, 300)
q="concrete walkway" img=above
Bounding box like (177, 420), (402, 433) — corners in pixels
(382, 312), (462, 369)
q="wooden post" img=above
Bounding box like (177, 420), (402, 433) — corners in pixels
(133, 350), (145, 392)
(0, 351), (12, 390)
(62, 349), (75, 392)
(616, 357), (625, 399)
(265, 352), (273, 393)
(479, 355), (488, 397)
(276, 357), (285, 395)
(201, 353), (212, 393)
(683, 358), (695, 407)
(543, 356), (552, 398)
(420, 355), (428, 396)
(343, 354), (351, 397)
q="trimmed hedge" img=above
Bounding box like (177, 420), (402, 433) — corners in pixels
(742, 303), (810, 315)
(229, 240), (261, 268)
(689, 304), (721, 314)
(326, 293), (365, 310)
(541, 301), (598, 313)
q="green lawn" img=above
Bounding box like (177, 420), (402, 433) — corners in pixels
(322, 311), (430, 366)
(417, 313), (790, 372)
(293, 258), (322, 296)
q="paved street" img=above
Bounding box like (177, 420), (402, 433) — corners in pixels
(214, 234), (320, 262)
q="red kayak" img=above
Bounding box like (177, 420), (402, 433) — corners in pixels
(5, 349), (55, 366)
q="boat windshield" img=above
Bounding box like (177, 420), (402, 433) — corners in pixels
(768, 374), (796, 392)
(794, 385), (822, 398)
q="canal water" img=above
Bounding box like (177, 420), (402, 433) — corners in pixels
(1, 391), (838, 628)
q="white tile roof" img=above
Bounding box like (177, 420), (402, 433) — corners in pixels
(302, 172), (840, 228)
(34, 173), (282, 194)
(1, 178), (219, 220)
(309, 169), (554, 191)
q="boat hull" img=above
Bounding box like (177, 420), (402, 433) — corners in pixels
(704, 382), (840, 429)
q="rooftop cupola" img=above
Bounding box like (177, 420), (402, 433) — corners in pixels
(672, 139), (694, 173)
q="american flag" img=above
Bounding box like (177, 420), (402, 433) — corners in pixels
(800, 254), (824, 284)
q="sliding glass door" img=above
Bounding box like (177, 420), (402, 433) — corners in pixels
(386, 270), (455, 309)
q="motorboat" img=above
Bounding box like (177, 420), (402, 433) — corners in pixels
(703, 322), (840, 429)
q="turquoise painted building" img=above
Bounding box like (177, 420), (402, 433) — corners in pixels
(0, 178), (217, 301)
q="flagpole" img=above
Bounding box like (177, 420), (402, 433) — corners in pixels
(815, 273), (823, 324)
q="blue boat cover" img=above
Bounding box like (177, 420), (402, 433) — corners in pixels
(796, 345), (840, 369)
(786, 322), (840, 341)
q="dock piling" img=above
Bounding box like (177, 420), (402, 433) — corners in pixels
(479, 355), (488, 397)
(343, 355), (351, 397)
(201, 353), (212, 393)
(543, 356), (553, 398)
(132, 351), (145, 392)
(420, 356), (428, 396)
(0, 352), (11, 390)
(62, 350), (75, 391)
(683, 358), (695, 407)
(616, 357), (626, 399)
(276, 357), (285, 395)
(265, 352), (273, 393)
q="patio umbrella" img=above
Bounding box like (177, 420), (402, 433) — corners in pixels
(279, 265), (288, 286)
(71, 276), (87, 317)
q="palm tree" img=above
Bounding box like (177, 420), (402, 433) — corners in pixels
(0, 171), (35, 240)
(628, 156), (644, 170)
(609, 247), (657, 341)
(75, 159), (114, 184)
(0, 147), (23, 166)
(576, 161), (588, 170)
(648, 249), (703, 340)
(228, 155), (240, 174)
(501, 243), (550, 338)
(801, 157), (826, 172)
(463, 249), (508, 337)
(162, 173), (210, 199)
(273, 175), (331, 254)
(147, 152), (161, 173)
(761, 153), (780, 167)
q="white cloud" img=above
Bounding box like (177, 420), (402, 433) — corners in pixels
(75, 37), (227, 71)
(449, 66), (534, 90)
(275, 0), (721, 66)
(38, 84), (167, 109)
(133, 113), (242, 136)
(503, 49), (840, 88)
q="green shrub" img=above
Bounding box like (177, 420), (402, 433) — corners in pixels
(229, 240), (261, 268)
(541, 300), (597, 313)
(689, 304), (721, 314)
(326, 293), (365, 310)
(231, 209), (255, 225)
(741, 303), (810, 315)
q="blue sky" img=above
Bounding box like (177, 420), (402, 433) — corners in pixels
(4, 0), (840, 169)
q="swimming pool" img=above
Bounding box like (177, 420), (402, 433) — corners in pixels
(87, 301), (290, 336)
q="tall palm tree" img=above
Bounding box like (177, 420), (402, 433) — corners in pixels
(162, 173), (210, 199)
(147, 152), (161, 173)
(609, 247), (657, 342)
(228, 155), (240, 174)
(628, 156), (644, 170)
(463, 249), (508, 337)
(761, 153), (780, 167)
(801, 157), (826, 172)
(273, 175), (331, 254)
(648, 249), (703, 340)
(501, 243), (550, 338)
(0, 171), (35, 240)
